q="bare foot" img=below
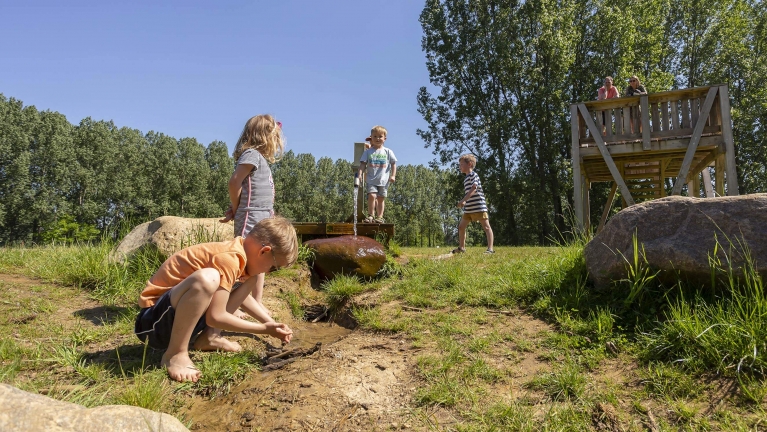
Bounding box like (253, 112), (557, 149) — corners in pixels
(161, 351), (201, 382)
(233, 309), (249, 320)
(193, 329), (242, 352)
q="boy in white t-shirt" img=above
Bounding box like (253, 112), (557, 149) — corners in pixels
(357, 125), (397, 223)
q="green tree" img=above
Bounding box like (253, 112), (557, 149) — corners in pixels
(205, 140), (234, 217)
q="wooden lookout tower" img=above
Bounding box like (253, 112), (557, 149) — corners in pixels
(570, 84), (739, 232)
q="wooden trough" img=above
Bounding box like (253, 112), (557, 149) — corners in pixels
(292, 222), (394, 244)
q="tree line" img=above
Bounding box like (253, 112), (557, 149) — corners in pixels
(6, 0), (764, 247)
(418, 0), (767, 245)
(0, 94), (485, 247)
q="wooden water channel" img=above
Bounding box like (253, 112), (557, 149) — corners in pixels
(292, 222), (394, 244)
(570, 84), (739, 233)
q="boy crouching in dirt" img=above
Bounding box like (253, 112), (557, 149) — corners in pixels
(134, 217), (297, 382)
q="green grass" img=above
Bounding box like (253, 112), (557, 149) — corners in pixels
(0, 239), (766, 430)
(640, 362), (703, 400)
(527, 361), (587, 401)
(277, 289), (305, 319)
(637, 239), (767, 401)
(194, 350), (260, 397)
(0, 242), (163, 305)
(321, 274), (367, 313)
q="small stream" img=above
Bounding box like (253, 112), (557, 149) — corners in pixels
(287, 321), (354, 351)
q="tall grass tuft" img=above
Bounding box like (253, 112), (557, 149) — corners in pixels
(296, 244), (315, 266)
(616, 231), (660, 310)
(0, 241), (164, 305)
(639, 237), (767, 401)
(322, 275), (366, 314)
(195, 351), (258, 397)
(386, 239), (402, 258)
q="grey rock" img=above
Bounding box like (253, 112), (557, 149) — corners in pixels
(584, 194), (767, 289)
(113, 216), (233, 262)
(0, 383), (189, 432)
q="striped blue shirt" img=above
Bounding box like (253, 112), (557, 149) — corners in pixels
(463, 171), (488, 213)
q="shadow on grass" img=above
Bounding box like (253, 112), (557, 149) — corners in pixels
(83, 343), (164, 376)
(74, 305), (133, 326)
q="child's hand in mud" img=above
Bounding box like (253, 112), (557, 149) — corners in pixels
(266, 322), (293, 344)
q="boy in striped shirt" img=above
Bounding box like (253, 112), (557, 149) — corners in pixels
(453, 154), (495, 254)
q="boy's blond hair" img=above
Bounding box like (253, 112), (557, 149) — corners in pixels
(371, 125), (388, 137)
(233, 114), (285, 163)
(248, 216), (299, 266)
(459, 153), (477, 168)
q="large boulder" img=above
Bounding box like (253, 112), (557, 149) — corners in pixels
(0, 383), (188, 432)
(304, 235), (387, 280)
(113, 216), (233, 262)
(584, 194), (767, 289)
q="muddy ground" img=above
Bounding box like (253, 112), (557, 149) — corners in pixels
(0, 268), (754, 431)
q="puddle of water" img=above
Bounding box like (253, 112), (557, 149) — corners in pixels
(288, 322), (353, 350)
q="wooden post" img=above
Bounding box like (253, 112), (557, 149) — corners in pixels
(353, 142), (368, 221)
(641, 95), (651, 150)
(672, 87), (718, 195)
(571, 105), (584, 232)
(702, 168), (715, 198)
(583, 177), (591, 232)
(718, 85), (739, 195)
(692, 172), (701, 198)
(620, 162), (628, 208)
(623, 107), (631, 134)
(671, 99), (680, 130)
(577, 103), (635, 206)
(651, 102), (660, 132)
(715, 154), (725, 196)
(597, 182), (617, 233)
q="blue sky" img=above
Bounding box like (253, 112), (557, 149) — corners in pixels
(0, 1), (440, 167)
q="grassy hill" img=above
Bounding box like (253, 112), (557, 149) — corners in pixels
(0, 241), (764, 430)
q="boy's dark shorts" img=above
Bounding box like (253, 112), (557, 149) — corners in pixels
(134, 290), (207, 350)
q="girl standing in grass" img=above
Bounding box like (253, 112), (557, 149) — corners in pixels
(221, 114), (284, 322)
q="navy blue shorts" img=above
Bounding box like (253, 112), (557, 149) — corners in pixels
(134, 290), (207, 350)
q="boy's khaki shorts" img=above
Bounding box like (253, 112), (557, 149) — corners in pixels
(462, 212), (489, 222)
(366, 184), (389, 197)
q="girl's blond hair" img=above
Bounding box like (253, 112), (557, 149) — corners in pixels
(233, 114), (285, 163)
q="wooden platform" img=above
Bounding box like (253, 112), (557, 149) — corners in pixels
(570, 85), (739, 232)
(292, 222), (394, 243)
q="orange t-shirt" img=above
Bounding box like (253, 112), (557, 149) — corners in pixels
(138, 238), (251, 308)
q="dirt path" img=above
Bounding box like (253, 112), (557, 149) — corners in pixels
(0, 272), (562, 430)
(185, 331), (424, 431)
(5, 271), (751, 431)
(181, 298), (559, 431)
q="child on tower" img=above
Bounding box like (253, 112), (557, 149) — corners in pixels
(357, 125), (397, 223)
